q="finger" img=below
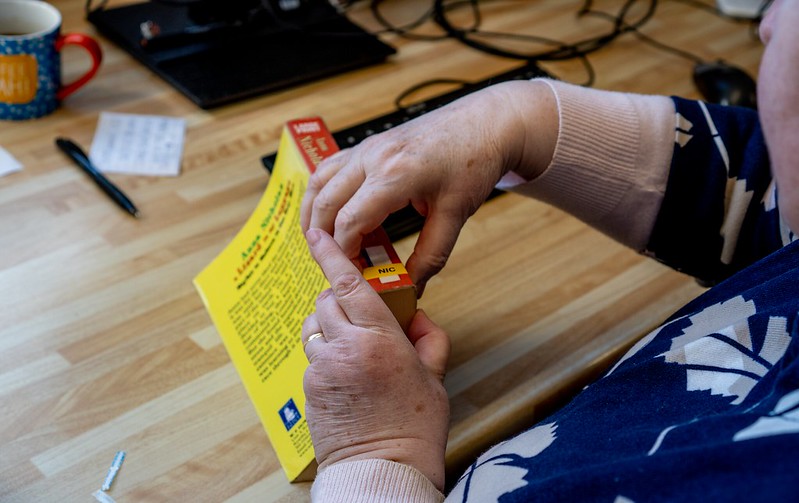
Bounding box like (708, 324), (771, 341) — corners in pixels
(331, 184), (410, 259)
(301, 149), (352, 232)
(405, 210), (465, 294)
(313, 287), (368, 348)
(313, 288), (353, 341)
(406, 310), (450, 382)
(314, 147), (352, 181)
(308, 161), (366, 239)
(302, 312), (327, 361)
(306, 228), (396, 329)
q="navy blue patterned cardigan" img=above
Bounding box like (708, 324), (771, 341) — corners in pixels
(446, 98), (799, 503)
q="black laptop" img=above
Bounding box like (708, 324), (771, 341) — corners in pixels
(87, 0), (396, 109)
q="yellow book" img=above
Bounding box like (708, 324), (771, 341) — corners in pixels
(194, 118), (415, 482)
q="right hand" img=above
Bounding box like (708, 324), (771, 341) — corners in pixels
(300, 80), (558, 294)
(302, 229), (451, 490)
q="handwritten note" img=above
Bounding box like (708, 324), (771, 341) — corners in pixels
(0, 146), (22, 177)
(89, 112), (186, 177)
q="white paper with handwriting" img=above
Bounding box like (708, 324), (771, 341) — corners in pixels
(89, 112), (186, 177)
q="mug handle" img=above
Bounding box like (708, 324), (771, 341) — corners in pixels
(55, 33), (103, 101)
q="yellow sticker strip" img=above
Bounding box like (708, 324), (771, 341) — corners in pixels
(362, 263), (408, 281)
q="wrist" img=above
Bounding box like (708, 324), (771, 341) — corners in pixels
(318, 438), (447, 491)
(487, 79), (559, 182)
(313, 459), (445, 502)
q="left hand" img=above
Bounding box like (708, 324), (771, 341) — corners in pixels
(302, 228), (451, 490)
(299, 81), (558, 296)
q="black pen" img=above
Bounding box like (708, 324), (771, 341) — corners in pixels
(55, 137), (140, 218)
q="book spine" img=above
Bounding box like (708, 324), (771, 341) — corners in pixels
(286, 117), (339, 173)
(285, 118), (415, 301)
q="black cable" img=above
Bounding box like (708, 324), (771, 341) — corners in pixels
(584, 0), (771, 64)
(574, 54), (596, 87)
(84, 0), (109, 14)
(432, 0), (659, 62)
(387, 0), (632, 95)
(369, 0), (452, 40)
(631, 27), (705, 64)
(394, 78), (471, 108)
(580, 5), (705, 64)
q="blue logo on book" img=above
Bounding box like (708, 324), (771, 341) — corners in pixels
(279, 398), (301, 431)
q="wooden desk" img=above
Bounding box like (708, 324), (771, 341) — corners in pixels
(0, 1), (763, 500)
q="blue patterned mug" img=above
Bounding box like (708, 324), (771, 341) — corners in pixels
(0, 0), (102, 120)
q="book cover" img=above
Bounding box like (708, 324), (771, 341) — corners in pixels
(194, 117), (415, 481)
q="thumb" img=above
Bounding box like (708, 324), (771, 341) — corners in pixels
(406, 309), (450, 382)
(406, 210), (464, 296)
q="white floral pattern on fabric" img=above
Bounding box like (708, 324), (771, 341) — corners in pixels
(447, 423), (557, 502)
(645, 296), (792, 456)
(735, 388), (799, 441)
(660, 296), (791, 405)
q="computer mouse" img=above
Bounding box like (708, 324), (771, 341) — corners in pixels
(693, 61), (757, 109)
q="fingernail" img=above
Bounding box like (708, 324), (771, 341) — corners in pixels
(306, 228), (322, 245)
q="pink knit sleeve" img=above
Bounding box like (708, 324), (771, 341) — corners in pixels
(310, 459), (444, 503)
(498, 78), (676, 250)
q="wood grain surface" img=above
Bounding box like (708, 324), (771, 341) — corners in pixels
(0, 0), (764, 500)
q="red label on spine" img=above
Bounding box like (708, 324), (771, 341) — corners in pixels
(286, 118), (339, 173)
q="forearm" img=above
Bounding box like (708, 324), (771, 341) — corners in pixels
(499, 78), (675, 250)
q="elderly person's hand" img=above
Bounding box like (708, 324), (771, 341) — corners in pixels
(300, 81), (558, 294)
(302, 228), (451, 490)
